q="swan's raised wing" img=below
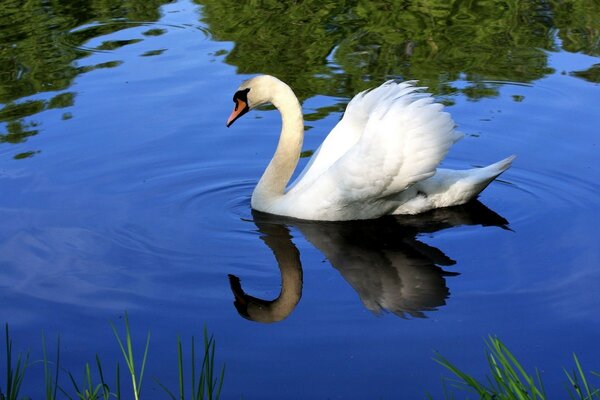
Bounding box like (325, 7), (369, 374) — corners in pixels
(289, 81), (424, 192)
(288, 83), (463, 220)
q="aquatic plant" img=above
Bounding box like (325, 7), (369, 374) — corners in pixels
(1, 324), (29, 400)
(7, 318), (600, 399)
(42, 332), (60, 400)
(0, 317), (224, 400)
(110, 312), (150, 400)
(155, 327), (225, 400)
(61, 355), (115, 400)
(435, 336), (600, 399)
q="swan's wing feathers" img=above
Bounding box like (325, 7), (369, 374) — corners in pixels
(327, 84), (458, 203)
(344, 80), (422, 125)
(289, 81), (425, 192)
(288, 81), (459, 220)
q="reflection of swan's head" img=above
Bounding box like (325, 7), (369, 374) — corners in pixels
(226, 75), (292, 127)
(228, 274), (298, 323)
(228, 274), (269, 322)
(228, 268), (302, 324)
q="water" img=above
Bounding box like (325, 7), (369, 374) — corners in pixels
(1, 0), (599, 398)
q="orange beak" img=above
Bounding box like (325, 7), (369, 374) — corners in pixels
(226, 98), (249, 127)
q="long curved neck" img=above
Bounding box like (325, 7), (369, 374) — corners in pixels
(252, 84), (304, 206)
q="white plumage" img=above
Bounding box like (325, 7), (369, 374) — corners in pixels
(226, 75), (515, 221)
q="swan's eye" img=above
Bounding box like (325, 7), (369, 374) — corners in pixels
(233, 88), (251, 104)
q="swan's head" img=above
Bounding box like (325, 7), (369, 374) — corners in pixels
(226, 75), (287, 127)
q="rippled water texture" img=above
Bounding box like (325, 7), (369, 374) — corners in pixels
(1, 1), (599, 398)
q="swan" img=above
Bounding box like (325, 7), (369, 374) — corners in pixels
(226, 75), (515, 221)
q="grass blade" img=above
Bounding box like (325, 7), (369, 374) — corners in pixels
(191, 336), (197, 400)
(5, 324), (10, 399)
(115, 362), (121, 400)
(66, 370), (81, 396)
(3, 324), (30, 400)
(434, 352), (491, 397)
(95, 354), (111, 400)
(177, 336), (184, 400)
(154, 378), (178, 400)
(573, 354), (593, 399)
(42, 332), (61, 400)
(111, 312), (150, 400)
(216, 363), (225, 400)
(138, 331), (151, 398)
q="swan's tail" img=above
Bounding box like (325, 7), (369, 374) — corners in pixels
(463, 155), (516, 196)
(392, 155), (515, 214)
(478, 155), (516, 179)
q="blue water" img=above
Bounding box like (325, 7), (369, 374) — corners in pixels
(1, 1), (599, 398)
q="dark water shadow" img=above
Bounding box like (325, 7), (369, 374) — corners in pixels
(229, 201), (509, 323)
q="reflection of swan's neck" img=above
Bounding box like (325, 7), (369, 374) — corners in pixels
(251, 83), (304, 209)
(269, 251), (303, 319)
(229, 228), (303, 323)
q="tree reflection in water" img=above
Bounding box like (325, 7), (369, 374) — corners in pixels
(2, 0), (599, 157)
(0, 0), (170, 157)
(229, 201), (509, 323)
(198, 0), (600, 108)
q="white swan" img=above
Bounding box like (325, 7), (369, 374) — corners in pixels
(227, 75), (515, 221)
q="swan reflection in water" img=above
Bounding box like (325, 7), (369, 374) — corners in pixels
(229, 201), (509, 323)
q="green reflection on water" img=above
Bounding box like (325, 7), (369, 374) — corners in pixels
(0, 0), (169, 158)
(571, 64), (600, 83)
(0, 0), (599, 159)
(198, 0), (599, 101)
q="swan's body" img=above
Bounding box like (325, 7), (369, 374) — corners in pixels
(227, 75), (514, 221)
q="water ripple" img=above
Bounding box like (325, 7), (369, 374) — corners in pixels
(495, 163), (600, 225)
(59, 20), (211, 55)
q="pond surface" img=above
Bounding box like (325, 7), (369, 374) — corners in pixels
(1, 0), (599, 398)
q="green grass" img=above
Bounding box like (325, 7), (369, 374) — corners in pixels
(1, 324), (30, 400)
(0, 316), (224, 400)
(4, 321), (597, 400)
(110, 312), (150, 400)
(155, 327), (225, 400)
(63, 360), (110, 400)
(435, 336), (600, 399)
(42, 332), (60, 400)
